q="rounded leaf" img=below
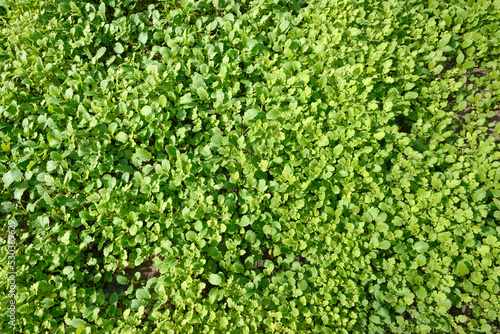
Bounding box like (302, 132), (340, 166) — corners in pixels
(208, 274), (222, 286)
(414, 241), (429, 253)
(136, 148), (152, 161)
(114, 43), (124, 54)
(115, 132), (128, 143)
(116, 275), (129, 285)
(455, 261), (469, 276)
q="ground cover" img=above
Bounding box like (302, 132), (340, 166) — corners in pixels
(1, 0), (499, 333)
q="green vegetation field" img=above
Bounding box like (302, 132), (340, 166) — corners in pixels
(1, 0), (500, 333)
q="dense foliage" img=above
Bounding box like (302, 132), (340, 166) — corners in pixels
(1, 0), (500, 333)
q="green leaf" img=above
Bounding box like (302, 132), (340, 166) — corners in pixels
(405, 83), (415, 90)
(158, 95), (167, 107)
(130, 299), (147, 311)
(405, 92), (418, 99)
(116, 275), (129, 285)
(245, 230), (256, 243)
(376, 222), (389, 234)
(333, 144), (344, 157)
(378, 240), (391, 250)
(108, 122), (118, 135)
(416, 254), (426, 266)
(114, 43), (124, 54)
(141, 106), (152, 116)
(83, 305), (98, 319)
(455, 261), (469, 276)
(197, 87), (209, 100)
(414, 241), (429, 253)
(109, 293), (119, 305)
(433, 64), (444, 75)
(95, 47), (106, 60)
(211, 133), (224, 147)
(70, 319), (88, 328)
(47, 131), (62, 147)
(413, 286), (427, 299)
(185, 231), (197, 242)
(246, 39), (258, 51)
(180, 94), (193, 104)
(41, 298), (55, 308)
(233, 262), (244, 273)
(136, 148), (152, 161)
(139, 32), (148, 44)
(263, 225), (272, 235)
(244, 109), (259, 121)
(239, 215), (251, 227)
(279, 20), (290, 32)
(472, 188), (487, 202)
(192, 74), (206, 90)
(208, 274), (222, 286)
(3, 170), (22, 187)
(98, 2), (106, 18)
(13, 183), (28, 200)
(298, 280), (308, 291)
(129, 224), (137, 236)
(194, 221), (203, 231)
(115, 132), (128, 143)
(49, 85), (60, 96)
(65, 88), (73, 99)
(266, 109), (280, 120)
(136, 287), (151, 300)
(317, 136), (329, 146)
(462, 60), (475, 70)
(63, 266), (74, 276)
